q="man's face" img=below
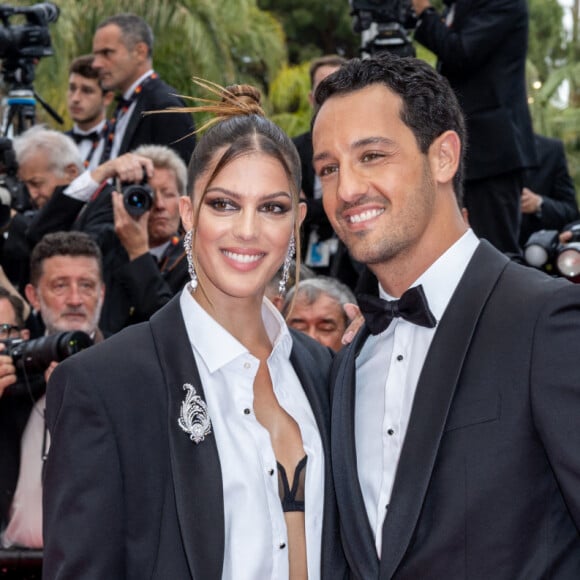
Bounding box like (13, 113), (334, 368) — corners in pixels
(312, 84), (437, 268)
(26, 255), (104, 336)
(67, 73), (109, 128)
(92, 24), (143, 93)
(18, 151), (71, 209)
(0, 298), (29, 341)
(147, 167), (182, 248)
(287, 293), (347, 351)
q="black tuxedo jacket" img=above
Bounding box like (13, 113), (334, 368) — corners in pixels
(114, 75), (196, 165)
(43, 296), (348, 579)
(332, 241), (580, 579)
(415, 0), (537, 181)
(520, 134), (579, 246)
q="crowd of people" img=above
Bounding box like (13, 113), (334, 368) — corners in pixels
(1, 3), (580, 579)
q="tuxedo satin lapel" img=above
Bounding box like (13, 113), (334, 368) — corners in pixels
(379, 241), (509, 579)
(120, 97), (144, 155)
(332, 325), (380, 579)
(150, 296), (225, 579)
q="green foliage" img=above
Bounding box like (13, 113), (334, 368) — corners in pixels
(257, 0), (359, 62)
(2, 0), (288, 130)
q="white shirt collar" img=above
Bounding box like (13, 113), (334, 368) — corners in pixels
(123, 69), (154, 100)
(179, 287), (292, 374)
(379, 229), (480, 321)
(72, 119), (107, 136)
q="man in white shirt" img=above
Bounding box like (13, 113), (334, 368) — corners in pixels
(65, 55), (114, 171)
(312, 52), (580, 578)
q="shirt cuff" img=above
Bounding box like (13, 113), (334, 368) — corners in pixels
(63, 170), (100, 202)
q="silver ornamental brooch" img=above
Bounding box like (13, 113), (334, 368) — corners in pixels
(178, 383), (212, 444)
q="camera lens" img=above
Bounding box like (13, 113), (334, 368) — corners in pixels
(122, 183), (154, 217)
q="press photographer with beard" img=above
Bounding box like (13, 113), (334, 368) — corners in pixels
(1, 231), (104, 551)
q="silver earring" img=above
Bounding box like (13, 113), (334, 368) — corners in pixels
(278, 234), (296, 295)
(183, 229), (198, 291)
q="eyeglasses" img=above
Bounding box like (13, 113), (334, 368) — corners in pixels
(0, 323), (22, 339)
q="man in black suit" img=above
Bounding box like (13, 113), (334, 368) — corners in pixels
(312, 53), (580, 578)
(519, 133), (579, 248)
(412, 0), (537, 255)
(92, 13), (196, 165)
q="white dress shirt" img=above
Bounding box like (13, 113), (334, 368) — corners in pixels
(2, 395), (47, 548)
(355, 230), (479, 555)
(71, 119), (107, 171)
(179, 288), (324, 579)
(108, 70), (154, 161)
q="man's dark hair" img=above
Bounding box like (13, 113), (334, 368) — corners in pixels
(309, 55), (347, 88)
(96, 13), (154, 58)
(29, 232), (103, 287)
(0, 286), (26, 329)
(313, 53), (466, 203)
(69, 54), (99, 81)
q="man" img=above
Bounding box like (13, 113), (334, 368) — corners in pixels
(519, 133), (579, 248)
(1, 127), (84, 292)
(312, 53), (580, 578)
(101, 144), (189, 334)
(21, 142), (188, 335)
(65, 54), (114, 171)
(293, 55), (361, 289)
(282, 276), (356, 351)
(411, 0), (537, 255)
(92, 13), (196, 165)
(2, 232), (104, 550)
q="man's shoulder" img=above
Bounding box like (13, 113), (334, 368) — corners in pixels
(140, 75), (186, 107)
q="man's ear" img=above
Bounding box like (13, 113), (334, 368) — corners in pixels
(24, 283), (40, 312)
(298, 200), (307, 227)
(64, 163), (80, 181)
(429, 130), (461, 186)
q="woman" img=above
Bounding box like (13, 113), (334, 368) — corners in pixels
(42, 82), (347, 579)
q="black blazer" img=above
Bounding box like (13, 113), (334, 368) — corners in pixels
(43, 296), (348, 579)
(415, 0), (537, 181)
(116, 75), (196, 166)
(332, 241), (580, 579)
(520, 134), (580, 246)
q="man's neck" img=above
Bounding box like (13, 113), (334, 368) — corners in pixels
(75, 116), (106, 133)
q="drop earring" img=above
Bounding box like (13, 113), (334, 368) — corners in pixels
(183, 229), (198, 291)
(278, 234), (296, 295)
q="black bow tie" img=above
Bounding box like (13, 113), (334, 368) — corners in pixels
(115, 94), (135, 109)
(71, 130), (100, 144)
(357, 285), (437, 335)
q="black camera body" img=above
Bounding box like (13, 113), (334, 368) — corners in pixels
(349, 0), (416, 57)
(0, 3), (59, 59)
(1, 330), (93, 375)
(122, 176), (155, 217)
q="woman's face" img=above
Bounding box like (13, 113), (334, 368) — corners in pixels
(180, 151), (304, 304)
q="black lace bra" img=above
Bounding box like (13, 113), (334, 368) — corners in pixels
(277, 455), (307, 512)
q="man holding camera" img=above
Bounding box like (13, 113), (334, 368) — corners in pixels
(1, 232), (104, 550)
(24, 143), (188, 335)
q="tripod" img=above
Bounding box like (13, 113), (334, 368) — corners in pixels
(0, 58), (63, 137)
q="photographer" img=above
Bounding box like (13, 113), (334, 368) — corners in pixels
(1, 231), (103, 551)
(0, 127), (83, 292)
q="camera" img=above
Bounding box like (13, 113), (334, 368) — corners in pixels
(122, 176), (154, 218)
(349, 0), (416, 57)
(1, 330), (93, 375)
(523, 223), (580, 282)
(0, 136), (30, 221)
(0, 3), (59, 60)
